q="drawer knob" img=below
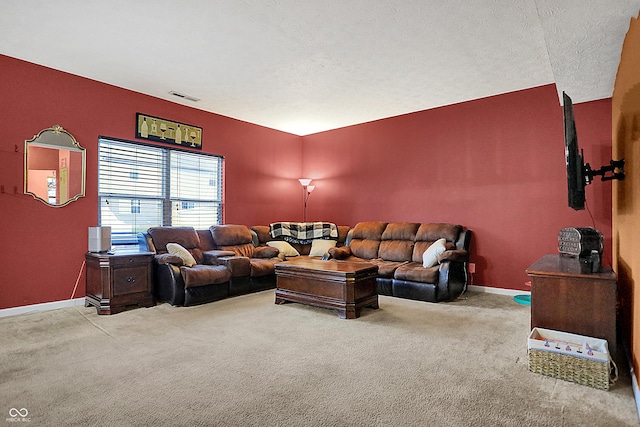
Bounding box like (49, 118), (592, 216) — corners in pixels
(127, 277), (136, 283)
(128, 258), (134, 263)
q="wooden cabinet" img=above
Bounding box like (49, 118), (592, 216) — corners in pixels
(85, 251), (154, 315)
(526, 254), (617, 352)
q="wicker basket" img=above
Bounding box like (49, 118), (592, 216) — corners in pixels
(528, 328), (613, 390)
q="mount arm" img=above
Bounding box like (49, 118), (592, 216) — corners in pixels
(584, 158), (625, 184)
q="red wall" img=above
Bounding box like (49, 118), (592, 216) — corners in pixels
(0, 55), (302, 309)
(302, 85), (613, 290)
(0, 55), (613, 309)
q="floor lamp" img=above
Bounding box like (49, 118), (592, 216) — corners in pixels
(298, 178), (315, 222)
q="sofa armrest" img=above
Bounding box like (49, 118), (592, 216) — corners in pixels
(203, 250), (236, 264)
(328, 246), (352, 260)
(153, 262), (186, 306)
(216, 256), (251, 277)
(436, 260), (468, 301)
(154, 253), (184, 266)
(253, 246), (280, 259)
(437, 249), (468, 263)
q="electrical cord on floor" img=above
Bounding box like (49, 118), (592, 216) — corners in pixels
(70, 259), (85, 301)
(70, 259), (114, 337)
(71, 259), (87, 315)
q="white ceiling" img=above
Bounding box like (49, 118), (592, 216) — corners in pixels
(1, 0), (639, 135)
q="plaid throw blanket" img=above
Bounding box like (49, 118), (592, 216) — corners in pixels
(270, 222), (338, 244)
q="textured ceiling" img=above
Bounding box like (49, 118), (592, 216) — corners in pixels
(1, 0), (639, 135)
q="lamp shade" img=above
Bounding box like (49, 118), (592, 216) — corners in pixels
(306, 185), (315, 193)
(298, 178), (312, 186)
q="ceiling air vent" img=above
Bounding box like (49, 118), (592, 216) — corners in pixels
(169, 91), (200, 102)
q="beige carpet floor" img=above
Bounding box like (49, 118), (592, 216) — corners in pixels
(0, 290), (637, 426)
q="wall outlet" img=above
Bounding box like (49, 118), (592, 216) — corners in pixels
(468, 263), (476, 274)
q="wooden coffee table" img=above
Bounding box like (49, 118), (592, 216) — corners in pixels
(274, 258), (379, 319)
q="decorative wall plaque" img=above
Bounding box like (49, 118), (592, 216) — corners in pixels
(136, 113), (202, 149)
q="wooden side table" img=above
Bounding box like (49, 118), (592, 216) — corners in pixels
(85, 251), (154, 315)
(526, 254), (617, 352)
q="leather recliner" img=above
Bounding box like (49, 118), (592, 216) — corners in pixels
(139, 226), (232, 306)
(208, 224), (281, 295)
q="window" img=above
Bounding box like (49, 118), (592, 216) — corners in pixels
(98, 138), (223, 245)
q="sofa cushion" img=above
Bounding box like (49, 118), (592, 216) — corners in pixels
(180, 264), (231, 288)
(148, 226), (200, 252)
(148, 227), (203, 263)
(267, 241), (300, 258)
(250, 258), (279, 277)
(166, 243), (197, 267)
(349, 222), (388, 259)
(220, 242), (256, 258)
(254, 246), (280, 258)
(251, 225), (272, 245)
(196, 229), (216, 251)
(416, 223), (462, 244)
(423, 238), (447, 268)
(349, 239), (381, 260)
(379, 240), (414, 262)
(210, 224), (253, 246)
(381, 222), (420, 240)
(351, 222), (388, 240)
(369, 259), (409, 279)
(309, 239), (337, 257)
(394, 263), (440, 284)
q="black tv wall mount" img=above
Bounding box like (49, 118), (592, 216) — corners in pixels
(584, 156), (625, 185)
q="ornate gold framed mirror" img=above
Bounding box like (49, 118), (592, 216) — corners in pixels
(24, 125), (86, 206)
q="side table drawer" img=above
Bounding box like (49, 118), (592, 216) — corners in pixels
(112, 256), (148, 268)
(113, 265), (149, 295)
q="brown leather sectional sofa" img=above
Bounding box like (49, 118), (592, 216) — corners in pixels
(139, 224), (351, 306)
(139, 221), (470, 306)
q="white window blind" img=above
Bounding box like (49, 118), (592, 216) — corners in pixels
(170, 149), (223, 228)
(98, 138), (223, 244)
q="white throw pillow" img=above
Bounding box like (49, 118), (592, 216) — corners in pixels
(309, 239), (337, 257)
(267, 241), (300, 259)
(166, 242), (197, 267)
(422, 238), (447, 268)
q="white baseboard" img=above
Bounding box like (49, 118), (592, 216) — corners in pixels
(467, 284), (531, 297)
(0, 298), (85, 318)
